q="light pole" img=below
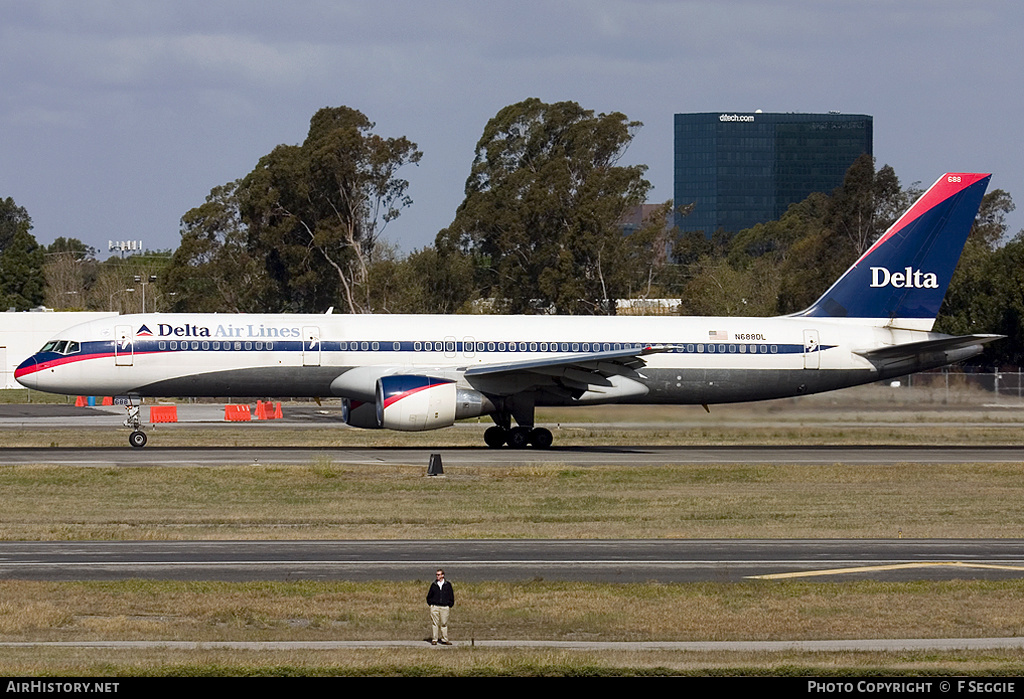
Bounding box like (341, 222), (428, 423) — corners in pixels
(134, 275), (157, 313)
(110, 288), (134, 313)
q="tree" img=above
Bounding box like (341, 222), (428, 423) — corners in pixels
(935, 189), (1021, 364)
(775, 156), (910, 313)
(825, 155), (910, 257)
(43, 237), (97, 309)
(164, 181), (267, 313)
(164, 107), (421, 314)
(669, 158), (922, 318)
(85, 252), (172, 313)
(0, 197), (32, 249)
(0, 197), (45, 310)
(363, 245), (478, 314)
(437, 98), (651, 314)
(239, 107), (422, 313)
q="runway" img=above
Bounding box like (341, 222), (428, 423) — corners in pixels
(1, 444), (1023, 467)
(2, 440), (1022, 585)
(2, 539), (1023, 583)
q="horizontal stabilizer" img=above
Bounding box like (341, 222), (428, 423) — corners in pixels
(853, 334), (1003, 361)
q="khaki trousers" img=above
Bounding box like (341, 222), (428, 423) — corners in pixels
(430, 605), (450, 642)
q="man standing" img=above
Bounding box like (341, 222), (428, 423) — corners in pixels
(426, 568), (455, 645)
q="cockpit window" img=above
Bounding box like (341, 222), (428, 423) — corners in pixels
(38, 340), (80, 355)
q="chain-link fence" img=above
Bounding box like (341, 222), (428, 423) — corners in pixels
(897, 368), (1024, 400)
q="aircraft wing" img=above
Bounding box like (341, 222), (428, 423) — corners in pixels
(463, 344), (675, 399)
(853, 334), (1003, 361)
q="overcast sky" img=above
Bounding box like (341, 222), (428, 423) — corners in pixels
(1, 1), (1020, 259)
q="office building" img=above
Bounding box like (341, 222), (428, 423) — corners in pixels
(674, 112), (872, 235)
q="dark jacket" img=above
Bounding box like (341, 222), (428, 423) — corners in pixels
(427, 580), (455, 607)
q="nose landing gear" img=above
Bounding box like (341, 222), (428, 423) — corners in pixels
(123, 402), (147, 448)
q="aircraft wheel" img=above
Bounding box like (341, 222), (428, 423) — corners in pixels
(507, 426), (531, 449)
(129, 430), (148, 448)
(484, 426), (507, 448)
(530, 427), (553, 449)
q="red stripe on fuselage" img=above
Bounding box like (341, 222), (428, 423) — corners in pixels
(13, 351), (161, 378)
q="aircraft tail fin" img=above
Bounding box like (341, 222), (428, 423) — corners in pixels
(796, 173), (991, 330)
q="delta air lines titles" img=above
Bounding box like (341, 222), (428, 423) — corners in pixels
(140, 323), (302, 339)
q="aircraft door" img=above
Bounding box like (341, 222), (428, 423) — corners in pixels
(303, 326), (321, 367)
(803, 329), (820, 370)
(115, 325), (134, 366)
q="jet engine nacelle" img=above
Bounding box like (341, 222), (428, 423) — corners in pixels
(341, 398), (381, 429)
(374, 375), (495, 431)
(376, 375), (457, 431)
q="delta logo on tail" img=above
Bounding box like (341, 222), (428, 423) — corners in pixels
(869, 267), (939, 289)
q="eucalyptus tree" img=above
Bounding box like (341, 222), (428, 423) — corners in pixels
(437, 98), (652, 314)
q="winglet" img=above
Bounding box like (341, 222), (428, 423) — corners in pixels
(797, 173), (991, 329)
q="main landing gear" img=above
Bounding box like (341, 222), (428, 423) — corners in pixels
(483, 425), (554, 449)
(124, 402), (147, 448)
(484, 397), (552, 449)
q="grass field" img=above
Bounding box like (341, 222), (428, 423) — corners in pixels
(2, 579), (1024, 676)
(1, 385), (1023, 675)
(1, 461), (1024, 540)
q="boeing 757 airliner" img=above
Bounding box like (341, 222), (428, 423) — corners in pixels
(16, 173), (999, 448)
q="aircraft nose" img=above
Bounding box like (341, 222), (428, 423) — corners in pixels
(14, 355), (39, 389)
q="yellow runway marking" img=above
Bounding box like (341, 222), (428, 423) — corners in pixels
(749, 562), (1024, 580)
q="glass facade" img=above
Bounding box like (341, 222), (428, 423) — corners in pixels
(674, 112), (872, 236)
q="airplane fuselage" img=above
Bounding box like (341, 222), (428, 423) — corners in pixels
(14, 312), (978, 406)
